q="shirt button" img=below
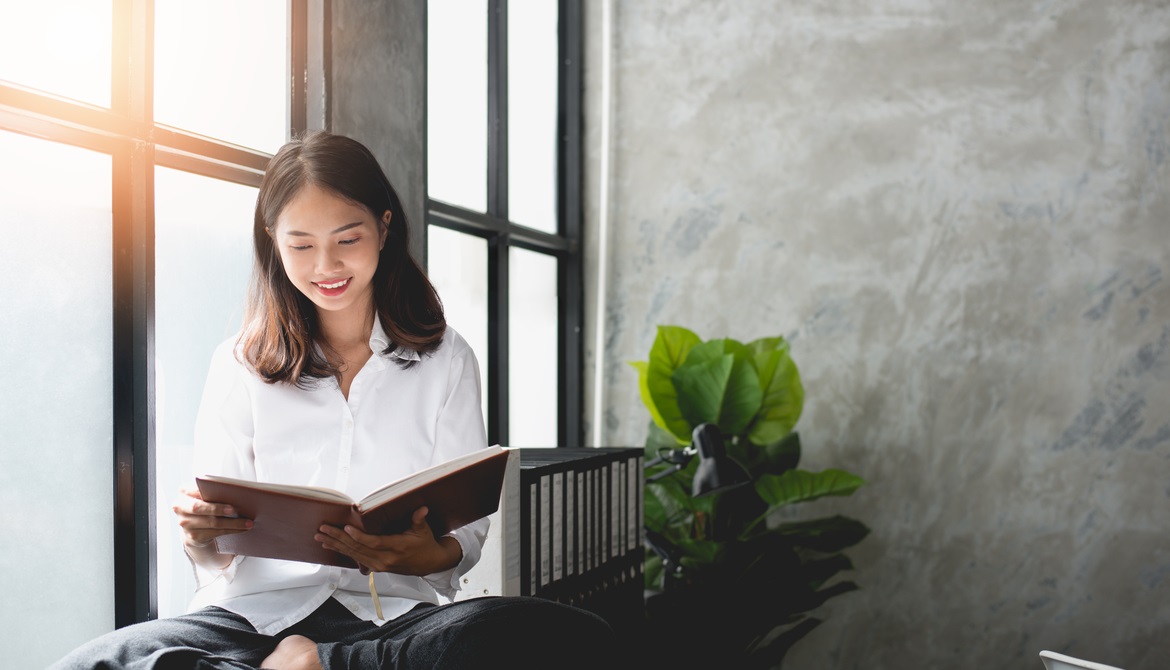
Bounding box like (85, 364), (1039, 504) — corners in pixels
(328, 582), (337, 590)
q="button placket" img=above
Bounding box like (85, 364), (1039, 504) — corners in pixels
(336, 397), (354, 491)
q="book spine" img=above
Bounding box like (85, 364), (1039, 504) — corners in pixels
(566, 468), (576, 578)
(539, 473), (551, 588)
(520, 465), (538, 597)
(552, 470), (564, 583)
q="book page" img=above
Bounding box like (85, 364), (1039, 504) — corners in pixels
(357, 445), (505, 510)
(198, 474), (355, 505)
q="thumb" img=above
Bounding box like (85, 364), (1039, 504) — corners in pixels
(411, 506), (429, 528)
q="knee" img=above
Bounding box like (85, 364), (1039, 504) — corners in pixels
(448, 598), (618, 666)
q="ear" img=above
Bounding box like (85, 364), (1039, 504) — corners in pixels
(380, 211), (391, 249)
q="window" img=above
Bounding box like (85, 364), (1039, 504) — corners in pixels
(0, 1), (309, 664)
(1, 2), (581, 665)
(426, 0), (583, 448)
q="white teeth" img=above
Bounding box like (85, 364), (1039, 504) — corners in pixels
(318, 279), (349, 289)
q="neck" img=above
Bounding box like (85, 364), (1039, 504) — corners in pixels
(316, 302), (376, 353)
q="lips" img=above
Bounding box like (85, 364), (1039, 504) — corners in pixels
(312, 277), (352, 296)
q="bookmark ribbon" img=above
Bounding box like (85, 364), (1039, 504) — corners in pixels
(368, 570), (384, 621)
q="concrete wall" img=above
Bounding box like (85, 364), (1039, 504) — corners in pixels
(331, 0), (427, 261)
(583, 1), (1170, 668)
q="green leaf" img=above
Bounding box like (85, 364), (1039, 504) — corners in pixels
(644, 553), (665, 590)
(748, 346), (804, 445)
(643, 479), (669, 530)
(744, 469), (866, 536)
(755, 468), (865, 508)
(770, 515), (871, 553)
(673, 339), (762, 435)
(645, 420), (682, 452)
(673, 354), (734, 427)
(631, 361), (687, 446)
(677, 538), (723, 565)
(745, 336), (789, 357)
(645, 474), (692, 532)
(734, 431), (802, 479)
(644, 326), (702, 442)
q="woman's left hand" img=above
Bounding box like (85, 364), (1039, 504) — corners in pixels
(315, 506), (462, 576)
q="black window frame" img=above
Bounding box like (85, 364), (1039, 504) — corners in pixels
(425, 0), (584, 448)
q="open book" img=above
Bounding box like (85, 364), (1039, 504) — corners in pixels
(195, 445), (510, 569)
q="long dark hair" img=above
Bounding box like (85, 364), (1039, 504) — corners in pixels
(239, 131), (445, 384)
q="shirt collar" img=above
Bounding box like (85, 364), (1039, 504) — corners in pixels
(370, 314), (421, 363)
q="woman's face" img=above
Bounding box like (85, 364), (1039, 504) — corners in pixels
(271, 182), (388, 325)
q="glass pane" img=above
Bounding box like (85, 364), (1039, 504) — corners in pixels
(428, 0), (487, 212)
(0, 130), (113, 668)
(154, 167), (256, 618)
(508, 0), (559, 232)
(0, 0), (112, 107)
(427, 226), (489, 427)
(155, 0), (289, 153)
(509, 248), (558, 446)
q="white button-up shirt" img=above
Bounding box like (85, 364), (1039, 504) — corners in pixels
(186, 319), (488, 635)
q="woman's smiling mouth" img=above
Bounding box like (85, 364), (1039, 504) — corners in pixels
(312, 277), (352, 296)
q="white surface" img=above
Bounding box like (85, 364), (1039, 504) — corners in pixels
(1040, 650), (1125, 670)
(456, 448), (522, 599)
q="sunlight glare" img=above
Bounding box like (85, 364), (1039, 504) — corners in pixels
(0, 0), (112, 106)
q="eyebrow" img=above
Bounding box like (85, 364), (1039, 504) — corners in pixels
(283, 221), (366, 237)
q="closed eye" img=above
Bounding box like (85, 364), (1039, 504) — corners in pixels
(339, 237), (361, 245)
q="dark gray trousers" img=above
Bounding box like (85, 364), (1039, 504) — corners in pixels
(50, 596), (617, 670)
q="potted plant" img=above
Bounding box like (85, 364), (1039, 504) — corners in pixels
(631, 325), (869, 668)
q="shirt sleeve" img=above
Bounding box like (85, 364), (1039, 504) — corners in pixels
(423, 517), (489, 599)
(185, 338), (255, 579)
(423, 330), (490, 597)
(190, 553), (245, 591)
(192, 338), (256, 480)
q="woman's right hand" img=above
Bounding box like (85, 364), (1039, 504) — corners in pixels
(173, 486), (251, 569)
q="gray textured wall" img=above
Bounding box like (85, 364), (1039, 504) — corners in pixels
(584, 1), (1170, 668)
(331, 0), (427, 261)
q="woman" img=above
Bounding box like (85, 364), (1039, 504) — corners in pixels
(53, 131), (616, 670)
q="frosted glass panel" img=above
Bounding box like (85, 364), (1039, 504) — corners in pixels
(0, 130), (114, 668)
(0, 0), (112, 107)
(427, 227), (489, 428)
(428, 0), (487, 212)
(509, 248), (558, 446)
(154, 167), (256, 617)
(155, 0), (288, 153)
(508, 0), (559, 233)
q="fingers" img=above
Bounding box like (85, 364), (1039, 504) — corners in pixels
(314, 519), (446, 576)
(316, 525), (384, 571)
(174, 485), (239, 519)
(176, 511), (252, 547)
(173, 485), (251, 547)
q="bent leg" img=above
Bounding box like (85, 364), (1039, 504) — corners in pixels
(49, 607), (273, 670)
(318, 597), (618, 670)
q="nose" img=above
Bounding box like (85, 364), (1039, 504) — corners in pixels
(315, 245), (343, 274)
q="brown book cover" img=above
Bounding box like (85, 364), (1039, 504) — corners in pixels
(196, 445), (510, 569)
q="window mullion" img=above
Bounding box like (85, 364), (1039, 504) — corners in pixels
(487, 0), (508, 220)
(558, 0), (583, 447)
(111, 0), (157, 626)
(487, 0), (510, 445)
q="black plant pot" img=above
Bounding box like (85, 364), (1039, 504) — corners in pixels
(642, 587), (748, 669)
